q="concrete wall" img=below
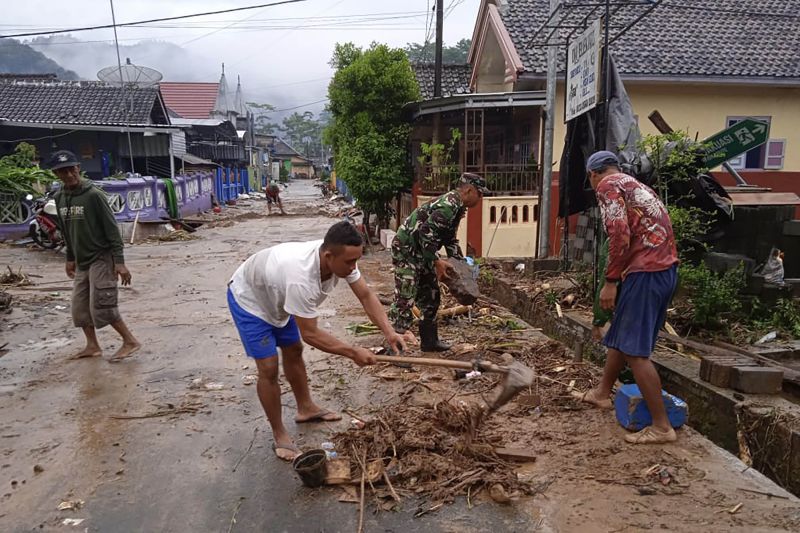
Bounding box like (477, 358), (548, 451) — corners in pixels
(414, 193), (540, 258)
(481, 195), (540, 258)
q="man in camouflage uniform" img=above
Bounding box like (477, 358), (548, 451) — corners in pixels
(389, 173), (489, 351)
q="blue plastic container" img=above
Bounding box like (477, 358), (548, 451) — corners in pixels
(614, 383), (688, 431)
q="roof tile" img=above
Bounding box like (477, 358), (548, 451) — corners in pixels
(0, 80), (161, 125)
(411, 63), (472, 100)
(499, 0), (800, 80)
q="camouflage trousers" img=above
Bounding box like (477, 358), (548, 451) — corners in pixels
(388, 240), (440, 333)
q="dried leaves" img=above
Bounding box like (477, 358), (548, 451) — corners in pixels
(331, 400), (536, 509)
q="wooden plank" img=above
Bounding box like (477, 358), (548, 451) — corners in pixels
(493, 447), (537, 463)
(658, 332), (743, 359)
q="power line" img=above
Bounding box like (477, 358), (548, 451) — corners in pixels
(422, 1), (436, 61)
(0, 0), (309, 39)
(179, 1), (272, 46)
(273, 98), (328, 112)
(252, 77), (330, 89)
(138, 12), (429, 28)
(0, 10), (429, 33)
(423, 0), (432, 49)
(228, 0), (347, 70)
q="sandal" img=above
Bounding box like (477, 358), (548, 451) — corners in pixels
(295, 409), (342, 424)
(624, 426), (677, 444)
(272, 441), (302, 461)
(572, 390), (613, 410)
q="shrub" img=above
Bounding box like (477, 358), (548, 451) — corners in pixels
(679, 262), (745, 328)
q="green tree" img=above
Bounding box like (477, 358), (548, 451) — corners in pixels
(403, 38), (471, 63)
(281, 111), (322, 158)
(247, 101), (279, 135)
(328, 42), (363, 70)
(326, 42), (420, 228)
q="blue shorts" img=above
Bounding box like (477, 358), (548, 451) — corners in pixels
(227, 288), (301, 359)
(603, 265), (678, 357)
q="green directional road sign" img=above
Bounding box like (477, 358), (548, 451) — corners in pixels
(703, 118), (770, 168)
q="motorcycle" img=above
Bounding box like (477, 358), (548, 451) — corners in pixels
(27, 192), (64, 250)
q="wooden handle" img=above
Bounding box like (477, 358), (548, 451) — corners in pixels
(374, 355), (507, 374)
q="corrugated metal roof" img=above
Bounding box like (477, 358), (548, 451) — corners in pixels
(160, 82), (219, 119)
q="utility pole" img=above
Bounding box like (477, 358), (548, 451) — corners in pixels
(538, 0), (559, 258)
(434, 0), (444, 98)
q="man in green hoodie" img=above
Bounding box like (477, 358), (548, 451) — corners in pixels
(50, 150), (140, 362)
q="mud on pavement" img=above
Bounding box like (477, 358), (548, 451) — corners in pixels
(1, 180), (799, 532)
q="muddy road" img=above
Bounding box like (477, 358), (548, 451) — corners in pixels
(0, 182), (534, 532)
(1, 180), (799, 532)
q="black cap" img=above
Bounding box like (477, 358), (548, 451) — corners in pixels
(47, 150), (80, 170)
(458, 173), (490, 195)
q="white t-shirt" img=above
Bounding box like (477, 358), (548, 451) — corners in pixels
(229, 239), (361, 327)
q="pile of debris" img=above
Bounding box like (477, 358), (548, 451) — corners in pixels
(314, 194), (357, 218)
(146, 230), (199, 243)
(1, 266), (32, 313)
(0, 266), (32, 287)
(0, 290), (10, 313)
(330, 399), (541, 512)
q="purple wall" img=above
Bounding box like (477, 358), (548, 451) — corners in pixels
(0, 172), (214, 241)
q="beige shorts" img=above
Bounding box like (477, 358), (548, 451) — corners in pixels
(72, 253), (121, 329)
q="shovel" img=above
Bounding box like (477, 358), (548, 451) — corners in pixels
(373, 355), (535, 411)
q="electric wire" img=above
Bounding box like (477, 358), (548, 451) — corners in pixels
(0, 0), (309, 39)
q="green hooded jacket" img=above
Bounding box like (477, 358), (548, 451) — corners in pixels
(55, 179), (125, 271)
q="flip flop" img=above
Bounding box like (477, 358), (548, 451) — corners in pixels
(272, 441), (302, 461)
(624, 426), (677, 445)
(295, 409), (342, 424)
(572, 390), (613, 410)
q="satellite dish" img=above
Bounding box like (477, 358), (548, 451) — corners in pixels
(97, 58), (163, 87)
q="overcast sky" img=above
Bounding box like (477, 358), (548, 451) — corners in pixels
(7, 0), (480, 118)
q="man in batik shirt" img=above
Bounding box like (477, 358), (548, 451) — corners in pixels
(578, 151), (679, 445)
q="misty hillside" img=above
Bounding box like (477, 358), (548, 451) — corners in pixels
(28, 35), (218, 83)
(0, 39), (79, 79)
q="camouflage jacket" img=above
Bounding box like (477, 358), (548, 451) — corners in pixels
(396, 190), (466, 265)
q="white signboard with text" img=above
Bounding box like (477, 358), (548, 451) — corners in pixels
(566, 18), (602, 122)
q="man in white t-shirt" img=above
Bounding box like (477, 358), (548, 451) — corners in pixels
(228, 221), (407, 461)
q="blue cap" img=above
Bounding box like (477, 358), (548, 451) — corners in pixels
(586, 150), (619, 172)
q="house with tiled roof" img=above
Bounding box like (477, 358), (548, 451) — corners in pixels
(160, 82), (219, 119)
(483, 0), (800, 179)
(254, 134), (316, 179)
(403, 0), (800, 258)
(160, 66), (257, 178)
(0, 79), (178, 178)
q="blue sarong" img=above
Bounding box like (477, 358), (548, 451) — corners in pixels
(603, 265), (678, 357)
